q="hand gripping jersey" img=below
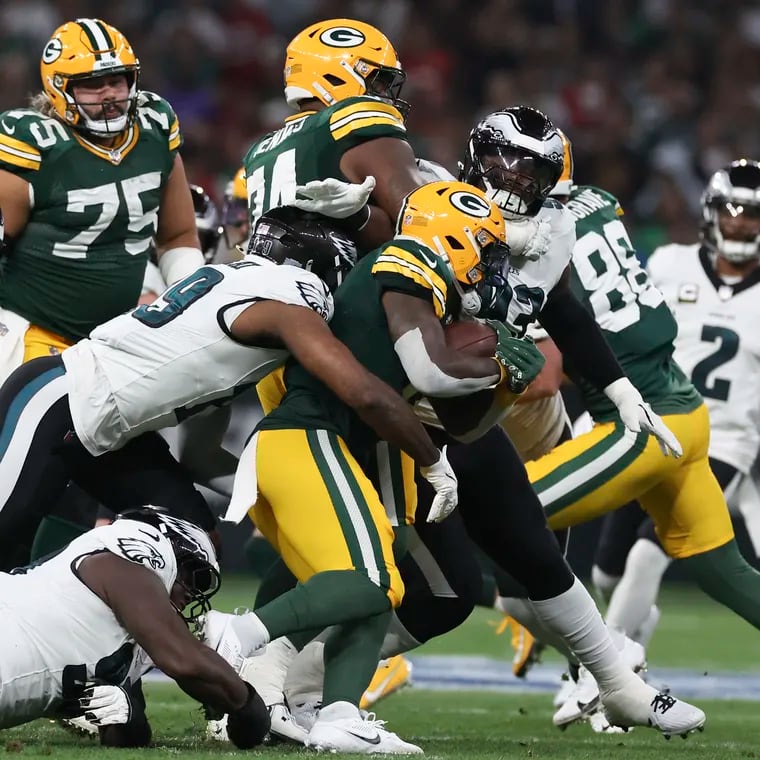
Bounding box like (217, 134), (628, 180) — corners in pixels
(62, 257), (333, 456)
(648, 243), (760, 473)
(0, 520), (174, 729)
(564, 185), (701, 421)
(243, 96), (407, 226)
(0, 92), (182, 342)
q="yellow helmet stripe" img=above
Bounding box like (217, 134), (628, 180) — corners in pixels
(373, 246), (447, 318)
(168, 116), (181, 151)
(0, 134), (41, 170)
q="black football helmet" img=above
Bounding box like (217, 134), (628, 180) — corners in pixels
(701, 160), (760, 263)
(117, 506), (220, 622)
(190, 184), (222, 262)
(460, 106), (564, 219)
(246, 206), (358, 293)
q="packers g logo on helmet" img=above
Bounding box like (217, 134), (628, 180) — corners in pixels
(319, 27), (366, 48)
(40, 18), (140, 138)
(284, 18), (408, 116)
(450, 191), (492, 218)
(397, 181), (506, 285)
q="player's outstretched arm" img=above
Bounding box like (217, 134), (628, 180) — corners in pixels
(78, 552), (268, 745)
(233, 299), (442, 468)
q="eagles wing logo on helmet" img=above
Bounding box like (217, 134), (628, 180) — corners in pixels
(450, 191), (492, 218)
(117, 537), (166, 570)
(296, 280), (331, 319)
(319, 26), (366, 47)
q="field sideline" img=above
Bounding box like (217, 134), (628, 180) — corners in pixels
(4, 578), (759, 759)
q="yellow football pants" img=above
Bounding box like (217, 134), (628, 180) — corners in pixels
(23, 325), (72, 362)
(257, 369), (417, 525)
(251, 427), (404, 607)
(526, 403), (734, 559)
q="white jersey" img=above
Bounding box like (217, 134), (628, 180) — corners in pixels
(0, 520), (174, 729)
(62, 257), (333, 456)
(647, 243), (760, 473)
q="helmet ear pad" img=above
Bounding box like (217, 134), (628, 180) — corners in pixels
(247, 207), (358, 292)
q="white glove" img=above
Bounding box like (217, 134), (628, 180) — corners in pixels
(507, 217), (553, 261)
(292, 176), (376, 219)
(78, 683), (132, 726)
(420, 446), (459, 523)
(604, 378), (683, 458)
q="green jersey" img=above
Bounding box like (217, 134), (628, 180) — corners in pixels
(258, 237), (457, 457)
(0, 91), (182, 342)
(566, 185), (701, 420)
(243, 96), (407, 227)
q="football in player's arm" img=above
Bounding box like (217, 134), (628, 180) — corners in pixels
(0, 510), (269, 748)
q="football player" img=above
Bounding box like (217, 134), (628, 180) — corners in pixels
(0, 18), (204, 378)
(487, 133), (760, 729)
(0, 210), (457, 572)
(202, 181), (541, 754)
(220, 167), (250, 259)
(0, 507), (270, 749)
(590, 160), (760, 667)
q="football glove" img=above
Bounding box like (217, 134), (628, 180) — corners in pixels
(420, 445), (459, 523)
(78, 683), (133, 726)
(293, 176), (376, 219)
(485, 320), (546, 394)
(507, 216), (553, 261)
(603, 378), (683, 458)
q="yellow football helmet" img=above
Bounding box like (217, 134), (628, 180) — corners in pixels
(397, 181), (507, 286)
(284, 18), (408, 116)
(222, 167), (250, 247)
(550, 128), (574, 197)
(40, 18), (140, 137)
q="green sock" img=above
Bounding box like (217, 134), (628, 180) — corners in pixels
(255, 570), (391, 640)
(255, 557), (298, 608)
(323, 610), (391, 706)
(30, 515), (89, 561)
(680, 538), (760, 629)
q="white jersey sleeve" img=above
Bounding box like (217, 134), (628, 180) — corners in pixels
(62, 258), (333, 455)
(0, 522), (176, 729)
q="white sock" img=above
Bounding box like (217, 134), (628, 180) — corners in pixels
(495, 596), (577, 663)
(379, 613), (422, 658)
(318, 700), (360, 721)
(605, 539), (671, 641)
(529, 577), (630, 692)
(591, 565), (620, 607)
(240, 636), (297, 706)
(284, 641), (325, 709)
(634, 605), (661, 649)
(233, 611), (271, 652)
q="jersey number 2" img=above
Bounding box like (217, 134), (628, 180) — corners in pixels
(691, 325), (739, 401)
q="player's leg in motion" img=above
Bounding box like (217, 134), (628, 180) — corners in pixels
(531, 405), (760, 632)
(0, 355), (75, 570)
(205, 428), (420, 753)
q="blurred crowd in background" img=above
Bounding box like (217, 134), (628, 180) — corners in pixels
(3, 0), (760, 258)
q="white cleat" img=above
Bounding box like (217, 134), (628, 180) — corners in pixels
(552, 666), (600, 728)
(553, 672), (578, 709)
(196, 610), (266, 672)
(588, 708), (629, 734)
(603, 679), (706, 738)
(57, 716), (99, 737)
(306, 701), (423, 755)
(268, 703), (309, 744)
(290, 697), (321, 733)
(206, 714), (229, 742)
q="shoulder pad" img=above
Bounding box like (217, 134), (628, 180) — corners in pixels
(327, 96), (406, 143)
(95, 520), (177, 591)
(542, 198), (563, 210)
(572, 184), (622, 209)
(536, 203), (575, 237)
(416, 157), (456, 182)
(0, 109), (71, 171)
(136, 91), (182, 151)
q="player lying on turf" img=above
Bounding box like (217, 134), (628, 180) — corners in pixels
(0, 507), (269, 749)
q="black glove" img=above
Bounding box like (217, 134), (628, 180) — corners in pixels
(226, 683), (270, 749)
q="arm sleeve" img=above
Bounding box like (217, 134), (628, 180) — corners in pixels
(538, 281), (625, 391)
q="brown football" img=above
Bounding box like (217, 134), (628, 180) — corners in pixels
(444, 320), (497, 357)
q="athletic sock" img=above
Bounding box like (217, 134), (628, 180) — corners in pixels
(605, 538), (670, 641)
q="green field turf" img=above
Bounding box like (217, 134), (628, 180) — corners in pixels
(4, 577), (759, 758)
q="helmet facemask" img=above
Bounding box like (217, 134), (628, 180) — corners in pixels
(361, 63), (410, 119)
(701, 161), (760, 264)
(61, 69), (139, 137)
